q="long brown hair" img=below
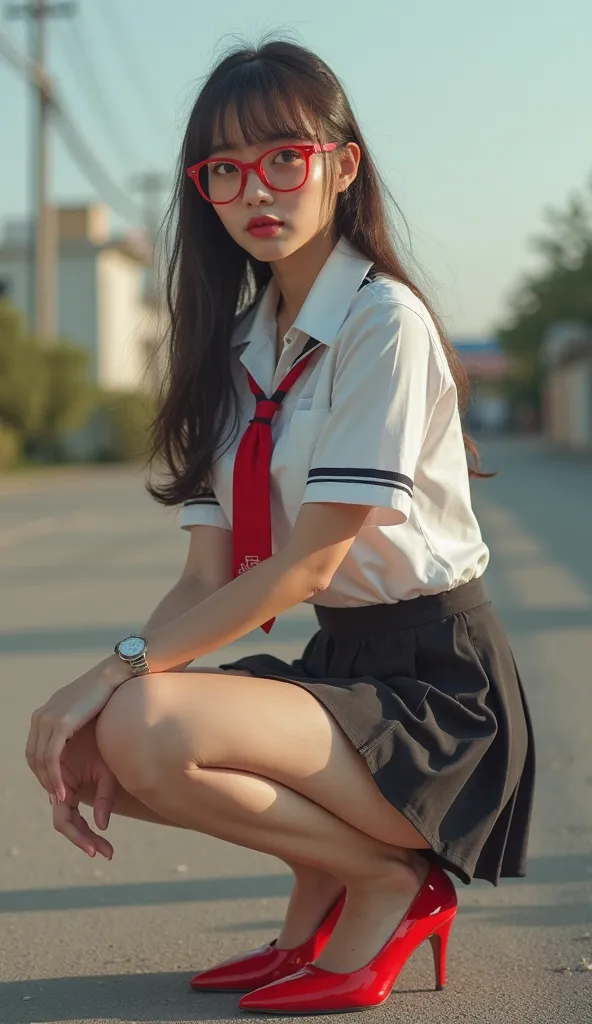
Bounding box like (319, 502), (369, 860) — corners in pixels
(147, 38), (487, 506)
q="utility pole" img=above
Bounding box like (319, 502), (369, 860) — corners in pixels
(131, 171), (168, 247)
(5, 1), (74, 341)
(131, 170), (168, 309)
(131, 171), (168, 394)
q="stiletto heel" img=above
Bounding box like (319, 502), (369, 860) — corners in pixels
(239, 864), (458, 1015)
(190, 890), (345, 992)
(429, 915), (453, 990)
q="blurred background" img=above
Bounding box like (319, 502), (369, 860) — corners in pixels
(1, 4), (591, 1023)
(0, 1), (591, 464)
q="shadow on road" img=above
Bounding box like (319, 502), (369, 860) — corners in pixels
(0, 973), (438, 1024)
(0, 620), (315, 655)
(461, 901), (592, 929)
(2, 854), (591, 917)
(495, 607), (592, 633)
(0, 972), (241, 1023)
(0, 561), (182, 586)
(0, 873), (294, 915)
(523, 852), (592, 884)
(2, 605), (590, 657)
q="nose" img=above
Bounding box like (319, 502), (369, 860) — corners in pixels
(242, 168), (273, 206)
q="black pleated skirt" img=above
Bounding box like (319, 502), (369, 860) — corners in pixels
(220, 577), (535, 887)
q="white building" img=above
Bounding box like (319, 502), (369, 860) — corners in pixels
(542, 321), (592, 452)
(0, 203), (162, 393)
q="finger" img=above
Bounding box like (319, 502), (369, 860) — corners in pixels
(53, 803), (113, 859)
(94, 770), (117, 831)
(25, 712), (41, 777)
(72, 807), (114, 859)
(34, 720), (56, 797)
(45, 726), (72, 803)
(53, 801), (97, 857)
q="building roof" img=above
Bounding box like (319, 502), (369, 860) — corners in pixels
(453, 337), (512, 379)
(0, 203), (153, 267)
(0, 236), (153, 267)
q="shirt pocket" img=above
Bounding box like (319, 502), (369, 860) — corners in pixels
(289, 401), (330, 449)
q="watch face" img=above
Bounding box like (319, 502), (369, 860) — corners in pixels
(118, 636), (146, 658)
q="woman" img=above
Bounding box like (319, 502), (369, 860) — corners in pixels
(25, 39), (534, 1015)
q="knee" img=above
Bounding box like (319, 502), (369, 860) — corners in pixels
(96, 676), (166, 795)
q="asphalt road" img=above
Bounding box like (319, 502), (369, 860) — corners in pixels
(0, 437), (591, 1024)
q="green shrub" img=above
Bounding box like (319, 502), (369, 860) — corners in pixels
(0, 424), (22, 470)
(95, 389), (157, 462)
(0, 301), (47, 436)
(39, 343), (95, 453)
(0, 300), (98, 464)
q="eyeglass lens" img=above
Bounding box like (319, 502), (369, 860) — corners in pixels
(200, 147), (308, 202)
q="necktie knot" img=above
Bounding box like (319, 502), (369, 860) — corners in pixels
(252, 397), (280, 425)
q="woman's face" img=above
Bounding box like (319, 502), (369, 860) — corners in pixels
(206, 114), (360, 262)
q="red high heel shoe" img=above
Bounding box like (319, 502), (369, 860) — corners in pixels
(239, 864), (457, 1014)
(190, 890), (345, 993)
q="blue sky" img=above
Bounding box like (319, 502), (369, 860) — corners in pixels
(1, 0), (590, 335)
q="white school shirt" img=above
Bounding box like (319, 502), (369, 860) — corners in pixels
(180, 237), (489, 606)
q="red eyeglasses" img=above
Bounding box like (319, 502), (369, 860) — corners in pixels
(186, 142), (338, 205)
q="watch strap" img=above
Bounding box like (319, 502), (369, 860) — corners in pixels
(128, 652), (150, 676)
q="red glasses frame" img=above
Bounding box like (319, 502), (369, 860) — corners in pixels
(186, 142), (338, 204)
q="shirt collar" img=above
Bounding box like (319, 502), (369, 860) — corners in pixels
(292, 237), (374, 344)
(231, 236), (374, 349)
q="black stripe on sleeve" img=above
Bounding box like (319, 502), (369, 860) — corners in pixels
(184, 490), (220, 508)
(307, 467), (413, 498)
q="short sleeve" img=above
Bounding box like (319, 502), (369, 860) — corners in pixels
(180, 488), (231, 531)
(302, 302), (447, 526)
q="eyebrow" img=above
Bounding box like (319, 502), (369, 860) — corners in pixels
(210, 129), (307, 154)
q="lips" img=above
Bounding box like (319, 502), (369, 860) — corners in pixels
(246, 216), (284, 229)
(246, 216), (285, 238)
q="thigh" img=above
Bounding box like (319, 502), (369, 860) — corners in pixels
(100, 672), (427, 850)
(183, 666), (253, 676)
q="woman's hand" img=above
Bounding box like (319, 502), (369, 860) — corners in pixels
(25, 656), (129, 802)
(51, 722), (116, 860)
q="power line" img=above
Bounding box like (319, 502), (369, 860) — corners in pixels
(57, 13), (139, 172)
(62, 6), (170, 239)
(0, 26), (143, 224)
(95, 0), (167, 145)
(131, 171), (169, 246)
(51, 94), (145, 224)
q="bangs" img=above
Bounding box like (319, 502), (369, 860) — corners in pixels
(203, 63), (325, 154)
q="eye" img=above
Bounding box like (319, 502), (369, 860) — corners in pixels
(271, 148), (304, 165)
(211, 161), (239, 176)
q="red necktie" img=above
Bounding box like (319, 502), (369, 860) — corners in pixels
(233, 351), (316, 633)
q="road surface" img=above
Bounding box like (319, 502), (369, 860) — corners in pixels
(1, 437), (591, 1023)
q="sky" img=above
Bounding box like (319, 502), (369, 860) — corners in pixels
(0, 0), (590, 336)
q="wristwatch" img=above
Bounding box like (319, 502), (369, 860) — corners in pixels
(114, 635), (151, 676)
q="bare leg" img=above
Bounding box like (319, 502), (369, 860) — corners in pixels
(96, 672), (431, 971)
(78, 779), (340, 948)
(162, 666), (342, 947)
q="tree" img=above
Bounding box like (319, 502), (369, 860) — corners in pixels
(497, 177), (592, 410)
